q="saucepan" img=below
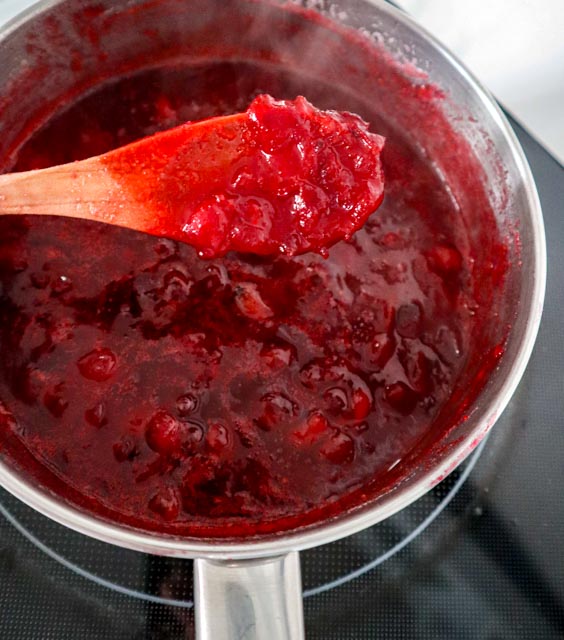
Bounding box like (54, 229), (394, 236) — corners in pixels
(0, 0), (546, 638)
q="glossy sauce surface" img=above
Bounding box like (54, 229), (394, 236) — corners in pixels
(0, 61), (501, 537)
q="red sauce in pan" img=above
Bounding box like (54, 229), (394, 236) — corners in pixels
(0, 6), (509, 538)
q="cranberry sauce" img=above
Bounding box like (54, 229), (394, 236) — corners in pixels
(0, 62), (491, 536)
(101, 94), (385, 257)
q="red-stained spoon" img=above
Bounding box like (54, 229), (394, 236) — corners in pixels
(0, 95), (385, 258)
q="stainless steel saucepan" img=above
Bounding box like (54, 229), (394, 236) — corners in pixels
(0, 1), (546, 638)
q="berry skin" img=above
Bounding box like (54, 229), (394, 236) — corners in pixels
(176, 393), (198, 417)
(234, 283), (273, 320)
(257, 392), (298, 431)
(395, 303), (422, 339)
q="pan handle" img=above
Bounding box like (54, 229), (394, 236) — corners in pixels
(194, 552), (305, 640)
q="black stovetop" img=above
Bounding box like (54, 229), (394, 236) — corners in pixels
(0, 112), (563, 639)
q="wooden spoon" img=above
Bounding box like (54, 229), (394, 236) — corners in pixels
(0, 95), (385, 258)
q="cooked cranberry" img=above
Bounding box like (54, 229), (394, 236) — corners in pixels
(148, 487), (180, 521)
(234, 421), (256, 449)
(384, 382), (419, 415)
(145, 410), (183, 456)
(260, 342), (296, 369)
(395, 303), (423, 339)
(399, 348), (434, 394)
(206, 423), (230, 452)
(85, 402), (107, 428)
(176, 393), (198, 417)
(426, 245), (462, 275)
(299, 360), (325, 389)
(187, 423), (205, 445)
(320, 430), (355, 465)
(113, 436), (139, 462)
(351, 387), (372, 420)
(77, 348), (117, 382)
(293, 411), (329, 445)
(369, 334), (396, 369)
(234, 283), (273, 320)
(5, 257), (28, 273)
(258, 392), (298, 430)
(324, 387), (348, 414)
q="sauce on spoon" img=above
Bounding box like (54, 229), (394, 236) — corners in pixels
(103, 94), (385, 257)
(0, 94), (385, 257)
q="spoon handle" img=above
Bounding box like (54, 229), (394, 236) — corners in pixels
(0, 160), (127, 221)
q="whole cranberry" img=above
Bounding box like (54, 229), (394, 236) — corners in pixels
(384, 381), (419, 415)
(148, 487), (181, 521)
(292, 411), (329, 445)
(77, 348), (117, 382)
(145, 410), (183, 456)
